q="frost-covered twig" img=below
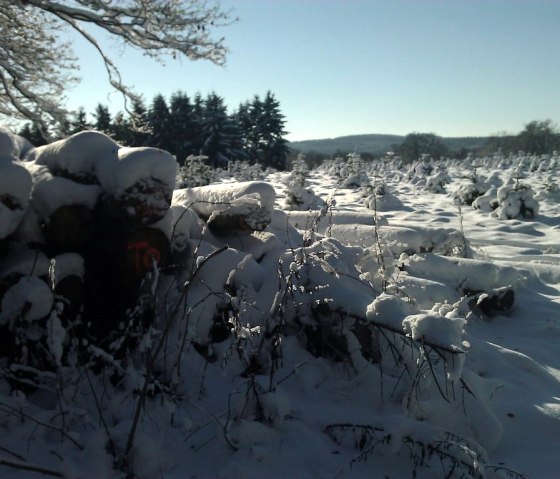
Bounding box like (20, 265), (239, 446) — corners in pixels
(123, 245), (229, 467)
(0, 458), (64, 478)
(0, 402), (84, 451)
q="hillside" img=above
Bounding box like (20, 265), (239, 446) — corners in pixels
(289, 133), (490, 155)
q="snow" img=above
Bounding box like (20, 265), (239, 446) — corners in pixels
(1, 137), (560, 478)
(98, 146), (177, 196)
(0, 159), (32, 239)
(26, 130), (119, 182)
(23, 163), (101, 220)
(0, 276), (53, 322)
(173, 180), (276, 219)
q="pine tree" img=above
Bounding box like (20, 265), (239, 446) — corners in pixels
(245, 95), (264, 164)
(200, 92), (244, 168)
(18, 123), (47, 147)
(93, 104), (112, 134)
(261, 91), (289, 170)
(169, 91), (195, 164)
(69, 107), (91, 135)
(190, 92), (206, 155)
(128, 97), (149, 146)
(247, 92), (289, 170)
(233, 101), (254, 158)
(148, 94), (171, 151)
(111, 111), (134, 145)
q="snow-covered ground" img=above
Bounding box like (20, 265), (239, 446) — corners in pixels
(1, 135), (559, 478)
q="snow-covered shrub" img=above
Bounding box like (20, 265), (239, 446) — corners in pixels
(363, 181), (406, 212)
(176, 155), (215, 188)
(319, 156), (346, 181)
(535, 173), (560, 201)
(493, 182), (539, 220)
(451, 165), (491, 206)
(406, 155), (433, 186)
(227, 160), (266, 181)
(472, 186), (499, 212)
(284, 154), (325, 210)
(340, 152), (369, 188)
(425, 167), (451, 193)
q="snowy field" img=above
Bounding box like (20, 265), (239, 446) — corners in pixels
(1, 130), (560, 479)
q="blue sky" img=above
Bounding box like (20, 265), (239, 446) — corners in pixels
(66, 0), (560, 141)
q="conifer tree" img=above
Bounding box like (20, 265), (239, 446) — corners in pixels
(233, 101), (254, 157)
(148, 94), (171, 151)
(191, 92), (206, 155)
(259, 91), (289, 170)
(169, 91), (196, 164)
(245, 95), (264, 164)
(111, 111), (133, 145)
(69, 107), (91, 135)
(201, 92), (243, 168)
(129, 97), (149, 146)
(243, 92), (288, 169)
(17, 123), (47, 147)
(93, 104), (112, 135)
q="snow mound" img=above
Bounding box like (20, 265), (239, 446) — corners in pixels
(26, 130), (120, 182)
(0, 159), (32, 239)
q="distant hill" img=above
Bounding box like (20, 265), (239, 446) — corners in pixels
(289, 134), (490, 155)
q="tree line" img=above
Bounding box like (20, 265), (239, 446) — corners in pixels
(291, 120), (560, 165)
(385, 120), (560, 162)
(18, 91), (290, 170)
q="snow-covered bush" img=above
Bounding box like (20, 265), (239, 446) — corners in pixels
(227, 160), (266, 181)
(425, 167), (451, 193)
(176, 154), (216, 188)
(406, 155), (433, 186)
(493, 182), (539, 220)
(283, 154), (325, 210)
(451, 164), (492, 206)
(535, 173), (560, 201)
(363, 180), (406, 212)
(472, 186), (499, 212)
(340, 152), (369, 188)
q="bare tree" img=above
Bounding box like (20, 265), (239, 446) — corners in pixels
(0, 0), (234, 140)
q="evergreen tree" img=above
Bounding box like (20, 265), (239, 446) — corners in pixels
(147, 94), (171, 151)
(233, 101), (254, 158)
(259, 91), (289, 170)
(169, 91), (196, 164)
(69, 107), (90, 135)
(128, 97), (149, 146)
(18, 123), (47, 147)
(245, 95), (264, 164)
(111, 111), (134, 145)
(244, 92), (288, 170)
(93, 104), (112, 134)
(190, 92), (205, 154)
(200, 92), (243, 168)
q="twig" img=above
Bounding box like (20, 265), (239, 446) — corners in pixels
(0, 402), (84, 451)
(123, 246), (230, 466)
(0, 458), (63, 477)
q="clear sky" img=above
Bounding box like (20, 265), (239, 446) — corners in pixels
(65, 0), (560, 141)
